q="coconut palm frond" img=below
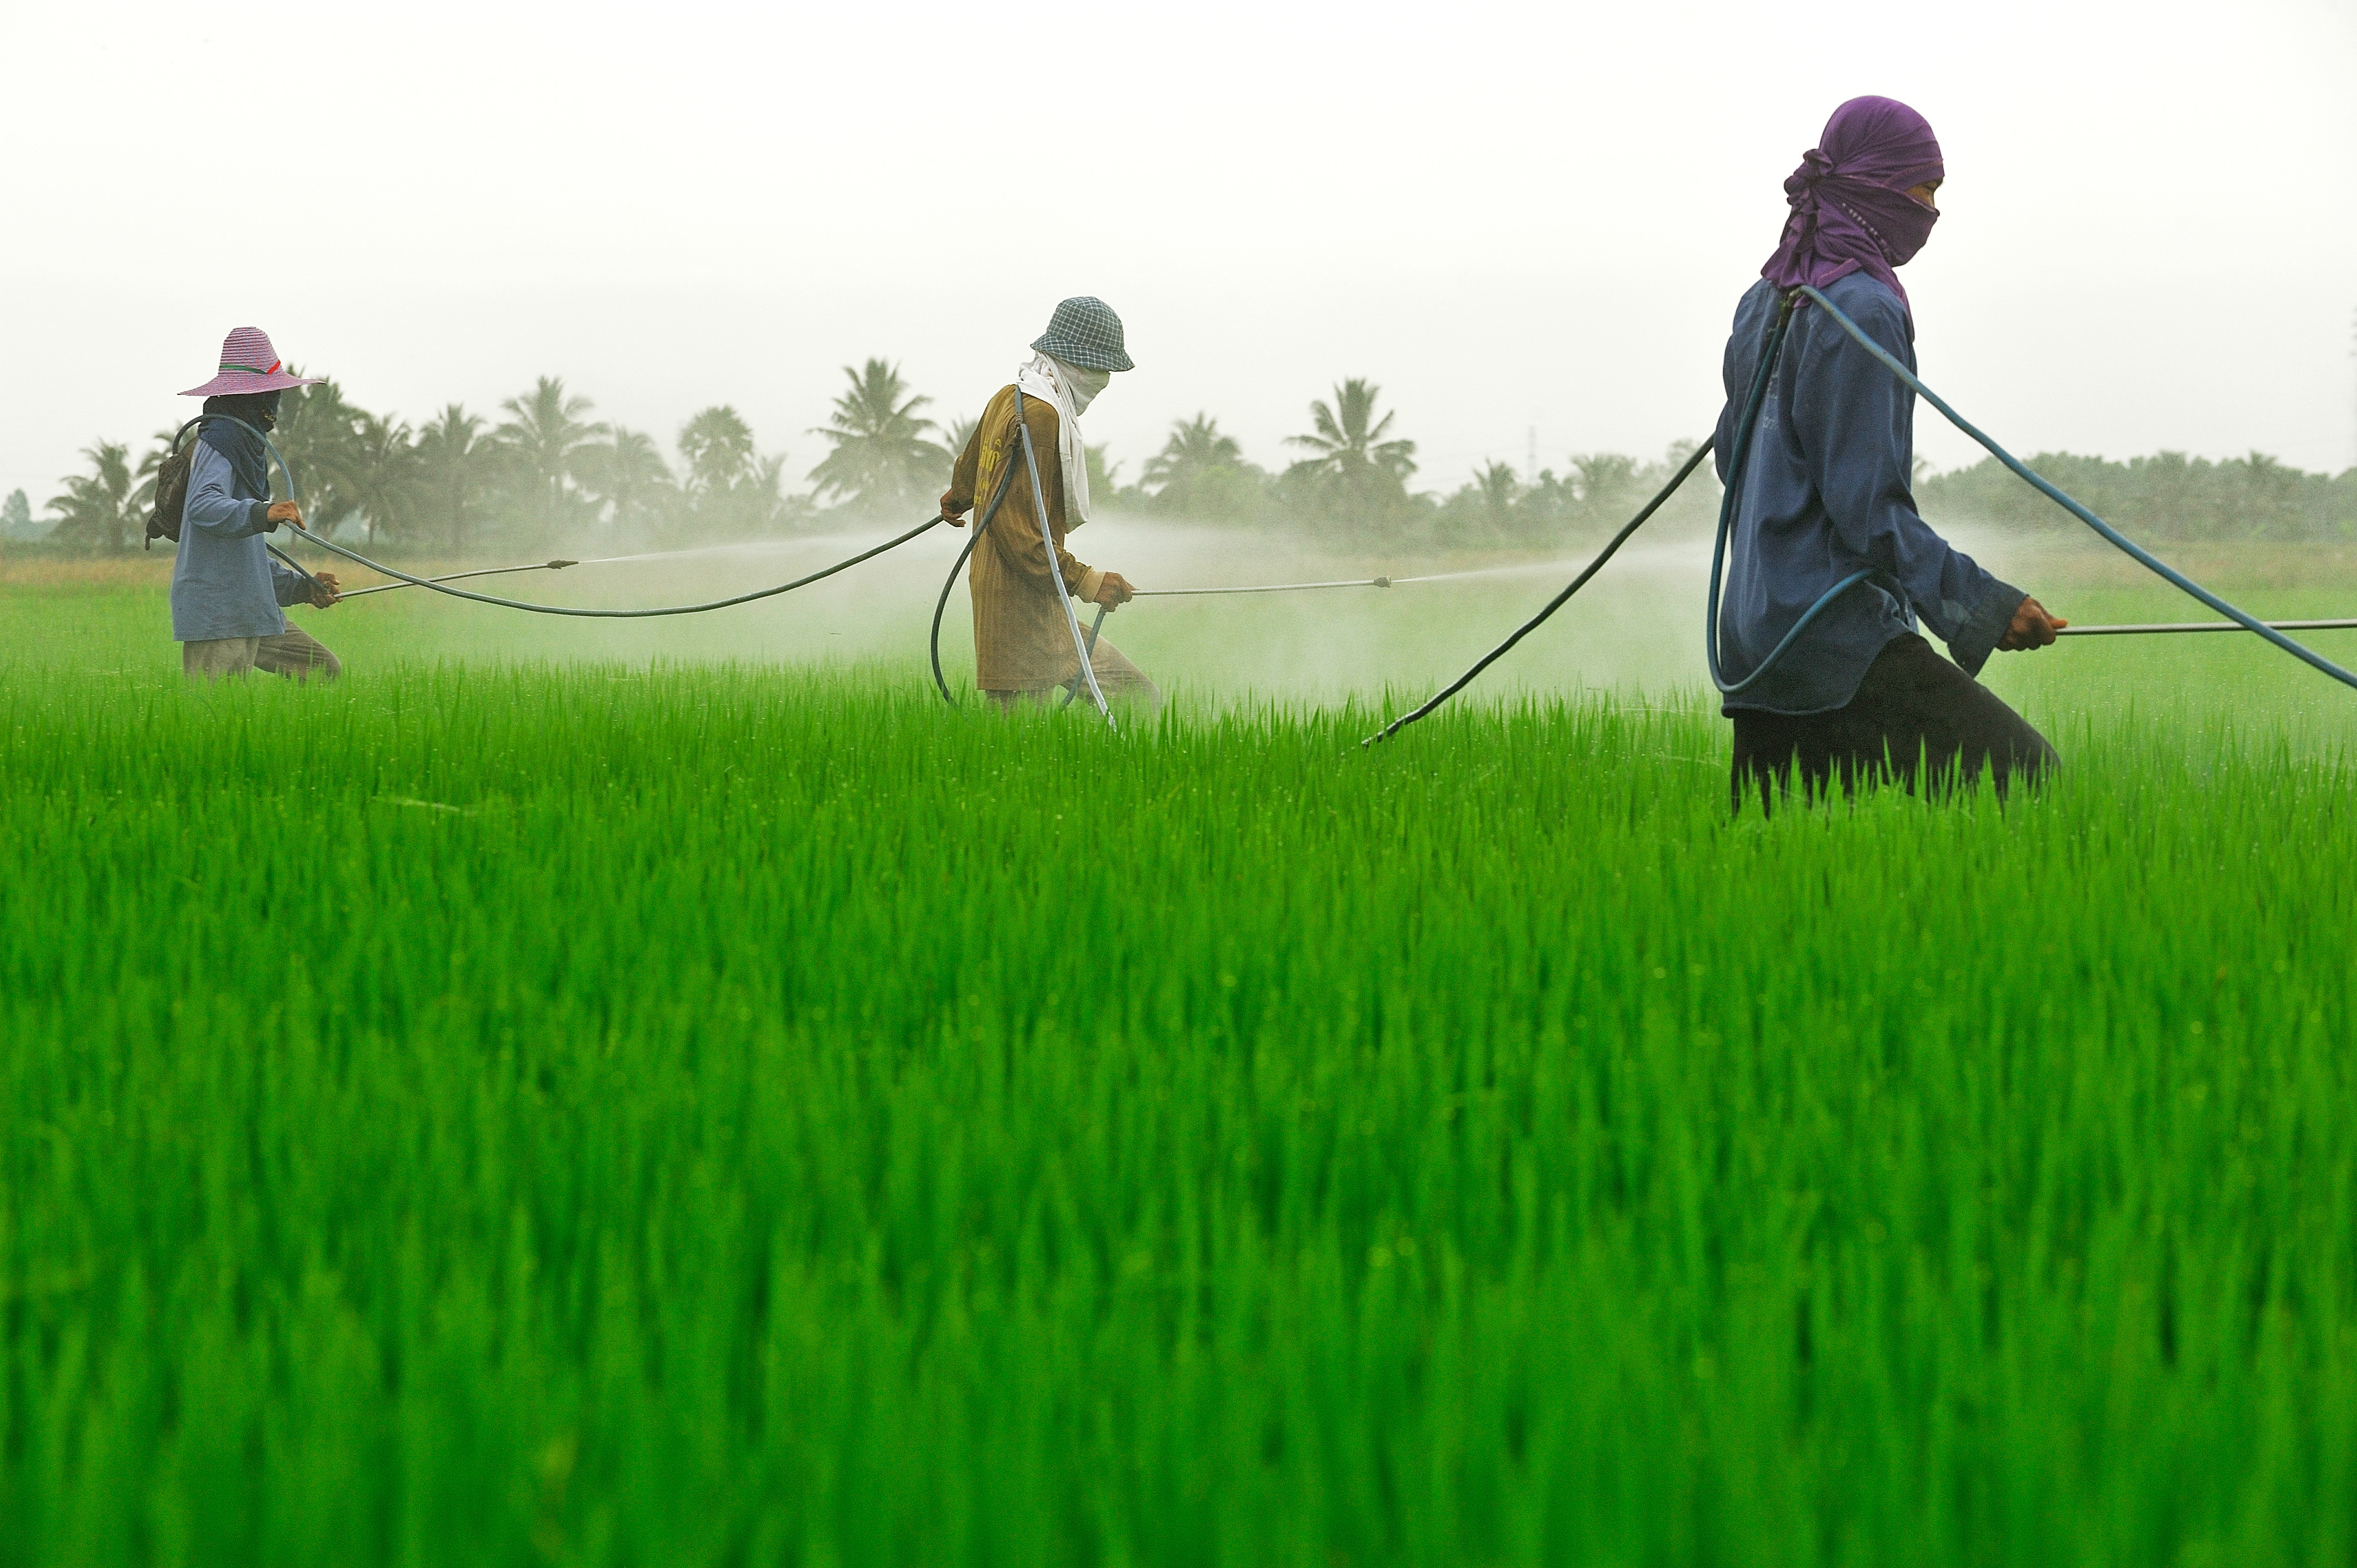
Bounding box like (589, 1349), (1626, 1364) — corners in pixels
(806, 360), (951, 511)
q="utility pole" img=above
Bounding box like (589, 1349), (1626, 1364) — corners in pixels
(1527, 424), (1537, 482)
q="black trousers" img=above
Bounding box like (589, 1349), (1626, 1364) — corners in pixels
(1729, 633), (2056, 814)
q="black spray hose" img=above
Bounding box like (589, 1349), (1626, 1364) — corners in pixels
(292, 512), (941, 618)
(1369, 281), (2357, 747)
(265, 542), (329, 599)
(1703, 293), (1874, 695)
(1794, 282), (2357, 693)
(215, 415), (946, 619)
(168, 416), (332, 601)
(1706, 285), (2357, 693)
(1359, 438), (1717, 747)
(928, 439), (1023, 705)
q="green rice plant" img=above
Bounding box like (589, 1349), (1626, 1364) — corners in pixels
(1, 584), (2354, 1565)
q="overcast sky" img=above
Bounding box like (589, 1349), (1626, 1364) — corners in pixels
(2, 0), (2351, 513)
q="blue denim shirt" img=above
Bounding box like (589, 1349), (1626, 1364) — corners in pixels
(1713, 273), (2021, 715)
(170, 442), (308, 642)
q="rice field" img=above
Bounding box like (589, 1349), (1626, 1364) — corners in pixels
(3, 554), (2356, 1565)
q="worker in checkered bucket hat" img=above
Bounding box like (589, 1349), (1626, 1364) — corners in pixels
(938, 297), (1160, 711)
(171, 326), (345, 682)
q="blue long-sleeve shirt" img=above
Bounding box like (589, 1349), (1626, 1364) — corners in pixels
(1712, 272), (2021, 715)
(170, 441), (309, 642)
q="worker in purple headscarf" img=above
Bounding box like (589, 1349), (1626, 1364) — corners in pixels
(1716, 96), (2065, 812)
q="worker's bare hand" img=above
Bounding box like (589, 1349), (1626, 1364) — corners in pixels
(940, 489), (970, 528)
(1093, 572), (1135, 609)
(1998, 595), (2067, 651)
(307, 572), (341, 608)
(266, 501), (305, 532)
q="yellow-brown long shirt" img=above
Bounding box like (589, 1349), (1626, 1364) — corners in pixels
(943, 384), (1107, 693)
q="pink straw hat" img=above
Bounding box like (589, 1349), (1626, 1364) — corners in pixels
(179, 326), (324, 397)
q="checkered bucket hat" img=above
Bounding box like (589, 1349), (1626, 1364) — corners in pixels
(1031, 297), (1134, 373)
(179, 326), (325, 397)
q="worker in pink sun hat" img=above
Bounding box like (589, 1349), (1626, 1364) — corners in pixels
(172, 327), (345, 681)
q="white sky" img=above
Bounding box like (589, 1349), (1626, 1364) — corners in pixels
(2, 0), (2352, 512)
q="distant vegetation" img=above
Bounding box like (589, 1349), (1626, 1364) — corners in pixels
(1920, 450), (2357, 542)
(21, 360), (2356, 554)
(27, 361), (941, 556)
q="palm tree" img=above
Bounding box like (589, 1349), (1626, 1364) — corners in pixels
(342, 413), (417, 545)
(807, 359), (949, 514)
(269, 373), (367, 534)
(1469, 460), (1519, 528)
(1438, 460), (1529, 543)
(47, 441), (137, 551)
(495, 376), (608, 540)
(1146, 413), (1243, 482)
(678, 405), (755, 538)
(1567, 452), (1639, 527)
(1144, 414), (1251, 512)
(2224, 449), (2303, 538)
(680, 406), (757, 494)
(1085, 445), (1124, 506)
(1284, 380), (1417, 524)
(413, 405), (492, 553)
(132, 425), (184, 523)
(579, 426), (677, 539)
(943, 414), (977, 462)
(738, 452), (812, 537)
(1286, 381), (1416, 481)
(677, 406), (811, 539)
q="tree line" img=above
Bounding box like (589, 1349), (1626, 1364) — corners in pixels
(1918, 450), (2357, 543)
(14, 360), (2354, 553)
(25, 360), (950, 555)
(12, 364), (1726, 554)
(1104, 381), (1726, 546)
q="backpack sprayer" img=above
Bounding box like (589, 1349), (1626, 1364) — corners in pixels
(147, 415), (339, 602)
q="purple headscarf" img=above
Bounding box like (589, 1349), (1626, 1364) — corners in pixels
(1762, 96), (1944, 306)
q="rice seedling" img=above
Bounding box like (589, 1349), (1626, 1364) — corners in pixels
(2, 581), (2354, 1565)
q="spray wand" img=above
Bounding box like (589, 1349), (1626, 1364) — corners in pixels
(338, 560), (580, 599)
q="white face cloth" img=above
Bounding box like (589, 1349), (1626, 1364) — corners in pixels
(1058, 360), (1110, 415)
(1013, 352), (1108, 525)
